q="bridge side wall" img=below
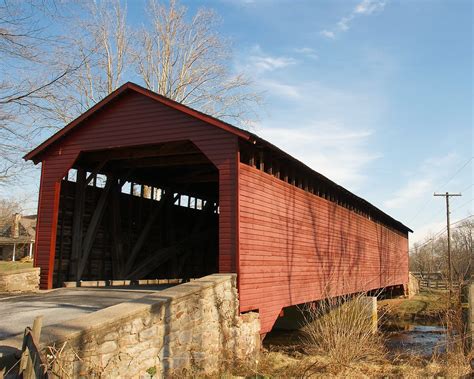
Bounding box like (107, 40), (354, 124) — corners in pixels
(40, 274), (260, 377)
(238, 163), (409, 333)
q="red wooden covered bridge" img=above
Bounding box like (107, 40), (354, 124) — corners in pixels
(25, 82), (411, 333)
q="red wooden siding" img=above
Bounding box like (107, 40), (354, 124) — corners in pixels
(238, 163), (409, 333)
(29, 83), (410, 335)
(34, 90), (238, 288)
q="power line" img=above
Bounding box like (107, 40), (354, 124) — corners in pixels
(415, 193), (466, 227)
(407, 157), (473, 224)
(433, 192), (462, 292)
(451, 197), (473, 213)
(410, 227), (447, 252)
(459, 183), (473, 194)
(409, 214), (473, 252)
(436, 157), (473, 190)
(451, 214), (474, 226)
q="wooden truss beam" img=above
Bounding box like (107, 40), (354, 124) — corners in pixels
(76, 174), (116, 280)
(126, 201), (216, 279)
(125, 230), (210, 280)
(109, 180), (124, 278)
(84, 158), (109, 186)
(69, 168), (86, 280)
(124, 191), (179, 273)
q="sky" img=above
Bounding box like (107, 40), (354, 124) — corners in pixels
(2, 0), (472, 246)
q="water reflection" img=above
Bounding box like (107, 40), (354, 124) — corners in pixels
(382, 321), (446, 357)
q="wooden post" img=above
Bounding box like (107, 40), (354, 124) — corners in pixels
(360, 296), (378, 334)
(32, 315), (43, 343)
(12, 243), (16, 262)
(259, 151), (264, 172)
(77, 174), (116, 280)
(56, 190), (66, 286)
(110, 179), (124, 278)
(249, 151), (255, 168)
(274, 163), (280, 179)
(20, 315), (43, 379)
(124, 192), (179, 273)
(469, 284), (474, 348)
(70, 168), (86, 280)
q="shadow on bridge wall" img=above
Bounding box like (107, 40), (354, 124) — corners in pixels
(252, 177), (408, 333)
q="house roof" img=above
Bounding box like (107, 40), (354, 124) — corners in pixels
(0, 214), (36, 244)
(23, 82), (412, 233)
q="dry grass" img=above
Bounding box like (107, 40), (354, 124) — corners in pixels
(227, 290), (473, 378)
(227, 348), (472, 378)
(0, 259), (33, 272)
(299, 294), (386, 368)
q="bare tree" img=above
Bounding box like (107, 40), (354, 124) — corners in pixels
(1, 0), (261, 184)
(45, 0), (131, 124)
(451, 219), (473, 282)
(0, 0), (80, 182)
(134, 0), (259, 126)
(0, 198), (21, 230)
(410, 217), (473, 282)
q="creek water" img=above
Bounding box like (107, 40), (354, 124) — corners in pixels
(382, 320), (446, 357)
(264, 320), (447, 359)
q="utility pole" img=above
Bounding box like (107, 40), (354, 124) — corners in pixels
(433, 192), (462, 294)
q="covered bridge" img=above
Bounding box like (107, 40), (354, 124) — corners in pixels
(25, 82), (412, 333)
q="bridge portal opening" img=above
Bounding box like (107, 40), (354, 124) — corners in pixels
(52, 141), (219, 287)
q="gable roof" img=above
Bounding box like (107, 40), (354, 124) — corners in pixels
(24, 82), (412, 234)
(24, 82), (252, 163)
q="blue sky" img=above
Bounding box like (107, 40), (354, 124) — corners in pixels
(3, 0), (472, 245)
(195, 0), (473, 245)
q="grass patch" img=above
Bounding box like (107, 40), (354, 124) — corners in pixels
(379, 290), (448, 321)
(0, 260), (33, 272)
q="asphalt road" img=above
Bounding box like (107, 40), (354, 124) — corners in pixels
(0, 285), (172, 341)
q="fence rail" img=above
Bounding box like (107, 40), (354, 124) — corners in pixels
(19, 316), (48, 379)
(419, 279), (448, 290)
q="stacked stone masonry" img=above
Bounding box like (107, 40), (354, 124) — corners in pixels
(40, 274), (260, 378)
(0, 268), (40, 293)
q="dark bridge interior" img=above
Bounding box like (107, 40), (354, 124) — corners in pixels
(52, 141), (219, 287)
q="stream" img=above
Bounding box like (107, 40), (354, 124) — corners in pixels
(264, 320), (447, 358)
(381, 320), (446, 357)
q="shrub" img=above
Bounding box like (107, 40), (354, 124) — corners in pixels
(300, 293), (386, 368)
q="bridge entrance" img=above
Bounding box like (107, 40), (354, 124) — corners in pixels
(52, 140), (219, 287)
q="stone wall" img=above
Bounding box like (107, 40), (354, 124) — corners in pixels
(40, 274), (260, 378)
(0, 267), (40, 293)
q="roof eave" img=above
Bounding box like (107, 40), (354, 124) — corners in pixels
(251, 135), (413, 234)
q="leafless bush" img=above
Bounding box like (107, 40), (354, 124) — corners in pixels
(300, 293), (387, 368)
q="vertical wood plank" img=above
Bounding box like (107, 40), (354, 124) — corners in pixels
(70, 168), (86, 281)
